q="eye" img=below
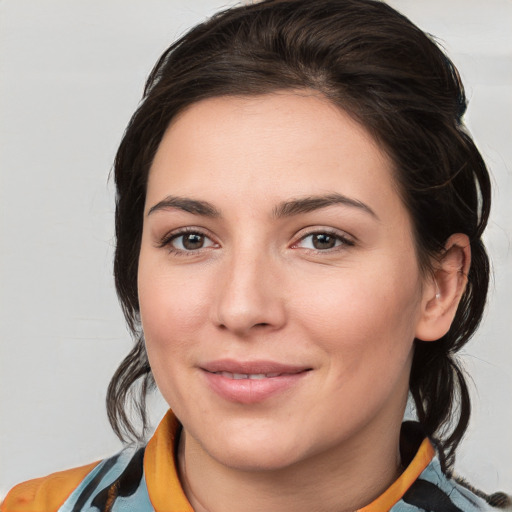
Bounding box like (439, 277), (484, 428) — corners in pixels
(295, 231), (354, 251)
(161, 230), (217, 253)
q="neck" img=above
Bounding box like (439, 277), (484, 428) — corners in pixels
(178, 419), (403, 512)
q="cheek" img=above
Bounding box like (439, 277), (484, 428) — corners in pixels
(137, 256), (211, 361)
(294, 258), (422, 371)
(137, 262), (212, 410)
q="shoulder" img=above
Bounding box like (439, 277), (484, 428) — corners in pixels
(1, 461), (100, 512)
(398, 456), (511, 511)
(1, 445), (148, 512)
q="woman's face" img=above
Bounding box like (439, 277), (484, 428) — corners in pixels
(138, 92), (430, 471)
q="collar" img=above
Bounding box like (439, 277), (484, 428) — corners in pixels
(143, 410), (435, 512)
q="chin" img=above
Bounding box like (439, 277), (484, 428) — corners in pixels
(195, 423), (306, 472)
(211, 443), (302, 472)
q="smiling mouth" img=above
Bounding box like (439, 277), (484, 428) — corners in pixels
(201, 359), (311, 375)
(201, 361), (311, 403)
(211, 371), (288, 380)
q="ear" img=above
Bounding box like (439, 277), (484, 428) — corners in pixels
(415, 233), (471, 342)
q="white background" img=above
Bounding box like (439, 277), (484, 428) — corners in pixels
(1, 0), (511, 499)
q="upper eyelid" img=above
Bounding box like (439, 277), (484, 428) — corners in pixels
(292, 226), (356, 243)
(157, 226), (216, 247)
(291, 232), (356, 254)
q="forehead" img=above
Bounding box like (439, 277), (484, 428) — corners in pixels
(146, 92), (402, 220)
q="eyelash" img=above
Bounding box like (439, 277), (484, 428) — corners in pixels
(157, 228), (217, 256)
(157, 228), (355, 256)
(292, 229), (355, 252)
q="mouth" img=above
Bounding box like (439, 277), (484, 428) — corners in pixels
(210, 371), (286, 380)
(200, 360), (311, 404)
(201, 359), (311, 375)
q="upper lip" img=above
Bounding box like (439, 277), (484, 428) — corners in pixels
(201, 359), (311, 375)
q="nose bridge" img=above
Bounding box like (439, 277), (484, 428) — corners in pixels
(214, 239), (285, 335)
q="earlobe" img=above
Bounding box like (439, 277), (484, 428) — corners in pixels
(415, 234), (471, 342)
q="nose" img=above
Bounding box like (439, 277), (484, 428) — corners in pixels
(212, 249), (287, 337)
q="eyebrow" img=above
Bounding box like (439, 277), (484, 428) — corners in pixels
(147, 196), (220, 217)
(147, 193), (377, 220)
(273, 193), (378, 219)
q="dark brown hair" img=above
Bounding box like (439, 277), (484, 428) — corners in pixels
(107, 0), (490, 471)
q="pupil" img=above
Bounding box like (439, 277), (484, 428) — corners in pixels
(313, 233), (335, 249)
(183, 233), (204, 250)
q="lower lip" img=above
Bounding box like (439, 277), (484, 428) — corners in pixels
(203, 371), (309, 404)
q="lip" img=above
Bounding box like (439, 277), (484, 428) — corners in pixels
(200, 359), (311, 404)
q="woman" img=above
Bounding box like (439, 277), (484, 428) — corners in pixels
(2, 0), (510, 510)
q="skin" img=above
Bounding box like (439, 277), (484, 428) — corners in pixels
(138, 91), (470, 512)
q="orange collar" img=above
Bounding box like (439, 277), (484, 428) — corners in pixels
(358, 436), (434, 511)
(144, 411), (194, 512)
(144, 410), (435, 512)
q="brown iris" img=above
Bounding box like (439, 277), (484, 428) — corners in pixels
(181, 233), (205, 250)
(311, 233), (337, 250)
